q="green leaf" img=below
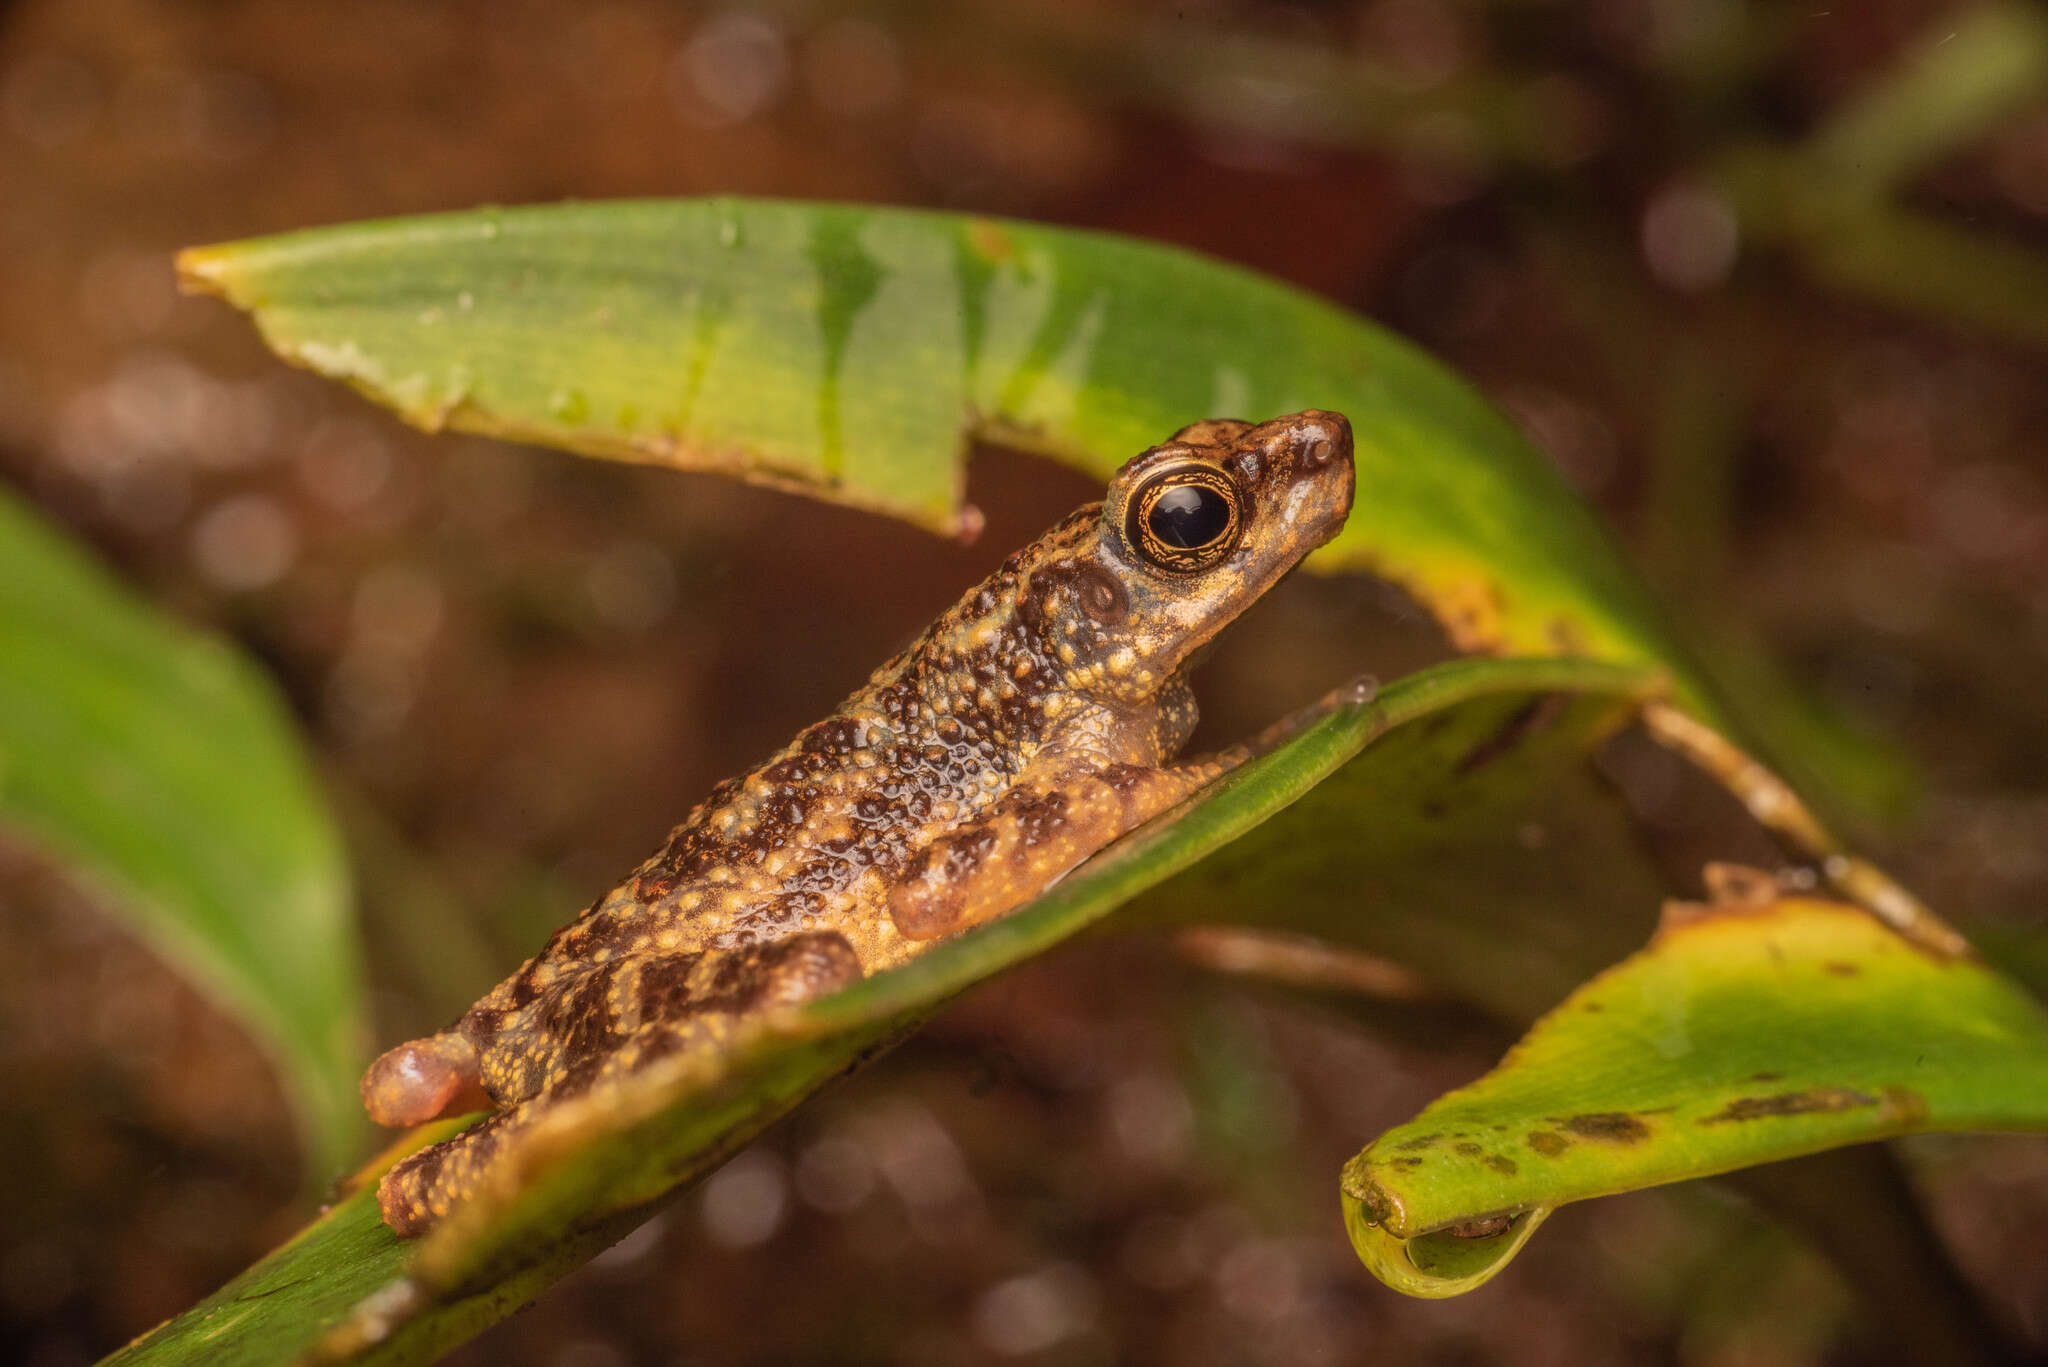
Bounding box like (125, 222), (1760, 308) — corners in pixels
(152, 196), (2048, 1354)
(94, 1121), (628, 1367)
(1127, 675), (1669, 1023)
(103, 657), (1656, 1366)
(1802, 2), (2048, 199)
(1342, 892), (2048, 1298)
(0, 486), (366, 1178)
(176, 198), (1694, 684)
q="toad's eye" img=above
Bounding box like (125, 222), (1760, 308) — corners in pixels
(1125, 466), (1243, 574)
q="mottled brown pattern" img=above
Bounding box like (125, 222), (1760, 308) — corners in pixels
(360, 411), (1355, 1234)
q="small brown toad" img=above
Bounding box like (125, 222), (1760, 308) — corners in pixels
(363, 410), (1356, 1234)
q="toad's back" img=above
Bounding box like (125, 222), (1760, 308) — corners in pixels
(362, 410), (1355, 1235)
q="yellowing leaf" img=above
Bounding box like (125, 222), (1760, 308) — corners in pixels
(1343, 892), (2048, 1297)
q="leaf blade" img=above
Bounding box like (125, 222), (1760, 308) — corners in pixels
(0, 487), (365, 1179)
(1342, 895), (2048, 1296)
(101, 657), (1658, 1366)
(178, 198), (1696, 685)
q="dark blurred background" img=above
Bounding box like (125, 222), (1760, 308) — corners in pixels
(3, 1), (2046, 1364)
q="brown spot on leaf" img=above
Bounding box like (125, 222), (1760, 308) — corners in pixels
(1564, 1112), (1650, 1143)
(1455, 693), (1567, 776)
(1455, 1142), (1483, 1156)
(1527, 1130), (1568, 1157)
(1546, 616), (1590, 654)
(1823, 960), (1862, 977)
(1699, 1087), (1877, 1124)
(1485, 1155), (1518, 1176)
(1396, 1135), (1440, 1152)
(1440, 1214), (1515, 1239)
(1882, 1086), (1930, 1124)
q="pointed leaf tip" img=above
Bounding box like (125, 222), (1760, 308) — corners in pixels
(173, 244), (230, 298)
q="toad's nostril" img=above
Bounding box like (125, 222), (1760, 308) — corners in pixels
(1286, 412), (1354, 471)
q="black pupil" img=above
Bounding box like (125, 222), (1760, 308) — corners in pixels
(1147, 484), (1230, 549)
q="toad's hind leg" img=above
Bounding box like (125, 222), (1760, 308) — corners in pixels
(373, 930), (862, 1237)
(888, 761), (1224, 941)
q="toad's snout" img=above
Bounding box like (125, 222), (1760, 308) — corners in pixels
(1279, 409), (1355, 545)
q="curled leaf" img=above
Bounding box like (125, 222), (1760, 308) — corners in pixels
(1341, 891), (2048, 1296)
(105, 657), (1658, 1365)
(178, 198), (1693, 678)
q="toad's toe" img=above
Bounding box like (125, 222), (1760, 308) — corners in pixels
(361, 1031), (491, 1128)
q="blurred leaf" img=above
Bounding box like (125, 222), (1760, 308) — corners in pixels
(1714, 3), (2048, 352)
(177, 198), (1698, 687)
(0, 486), (364, 1179)
(1724, 155), (2048, 352)
(1342, 893), (2048, 1298)
(1805, 3), (2048, 199)
(104, 657), (1658, 1366)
